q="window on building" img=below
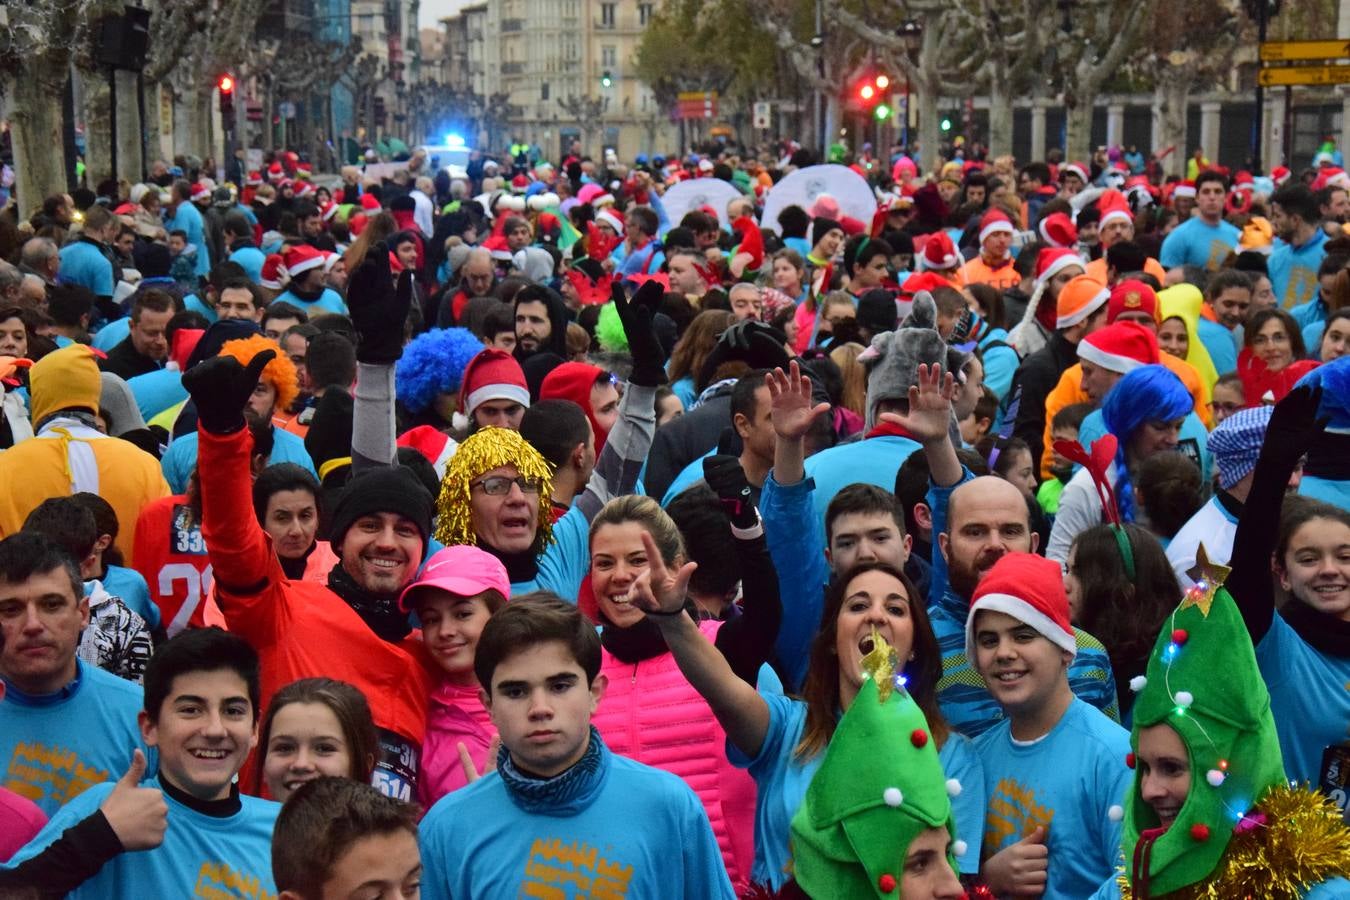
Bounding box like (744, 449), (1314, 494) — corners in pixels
(600, 2), (615, 27)
(602, 45), (616, 67)
(541, 82), (550, 100)
(639, 3), (652, 25)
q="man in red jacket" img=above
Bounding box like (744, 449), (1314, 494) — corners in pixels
(184, 245), (438, 802)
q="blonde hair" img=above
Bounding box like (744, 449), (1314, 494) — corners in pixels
(829, 342), (867, 416)
(588, 495), (685, 566)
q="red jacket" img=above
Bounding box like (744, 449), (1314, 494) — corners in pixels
(198, 426), (436, 800)
(132, 494), (214, 636)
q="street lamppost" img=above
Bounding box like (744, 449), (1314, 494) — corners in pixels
(897, 19), (922, 152)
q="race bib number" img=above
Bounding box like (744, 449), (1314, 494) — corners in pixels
(171, 504), (207, 555)
(371, 728), (420, 802)
(1320, 744), (1350, 823)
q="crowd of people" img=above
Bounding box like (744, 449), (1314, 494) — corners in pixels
(0, 136), (1347, 898)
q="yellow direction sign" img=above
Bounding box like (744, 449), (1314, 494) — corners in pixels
(1260, 40), (1350, 62)
(1258, 65), (1350, 87)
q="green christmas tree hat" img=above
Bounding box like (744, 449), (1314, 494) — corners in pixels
(1123, 545), (1287, 897)
(790, 629), (959, 899)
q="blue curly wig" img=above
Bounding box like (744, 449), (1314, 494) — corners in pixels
(1101, 364), (1192, 522)
(395, 327), (488, 414)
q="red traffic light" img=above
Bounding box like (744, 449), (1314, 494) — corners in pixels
(218, 74), (234, 94)
(859, 83), (875, 101)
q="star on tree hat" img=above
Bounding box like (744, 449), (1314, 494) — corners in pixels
(790, 631), (959, 899)
(1123, 548), (1287, 897)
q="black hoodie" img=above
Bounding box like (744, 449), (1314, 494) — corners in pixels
(512, 283), (571, 361)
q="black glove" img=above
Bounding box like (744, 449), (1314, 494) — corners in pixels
(702, 453), (758, 528)
(612, 279), (668, 387)
(1263, 384), (1328, 467)
(181, 350), (276, 435)
(347, 241), (413, 365)
(696, 320), (790, 389)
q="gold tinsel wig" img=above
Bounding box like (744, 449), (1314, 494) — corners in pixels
(434, 426), (555, 550)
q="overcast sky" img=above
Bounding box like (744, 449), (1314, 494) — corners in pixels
(418, 0), (472, 29)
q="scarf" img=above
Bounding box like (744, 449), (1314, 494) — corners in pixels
(326, 564), (412, 642)
(485, 545), (538, 585)
(287, 281), (327, 302)
(279, 541), (317, 581)
(599, 614), (672, 664)
(497, 725), (607, 815)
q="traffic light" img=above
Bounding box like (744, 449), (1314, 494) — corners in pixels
(940, 117), (952, 132)
(218, 73), (234, 117)
(855, 74), (888, 112)
(874, 103), (891, 121)
(601, 70), (613, 88)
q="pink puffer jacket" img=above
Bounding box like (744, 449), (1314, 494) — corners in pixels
(592, 620), (757, 891)
(417, 679), (495, 809)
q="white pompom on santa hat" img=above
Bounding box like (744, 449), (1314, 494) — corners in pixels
(281, 244), (325, 279)
(918, 230), (961, 272)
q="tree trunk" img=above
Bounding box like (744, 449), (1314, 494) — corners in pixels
(824, 94), (840, 156)
(142, 79), (166, 166)
(115, 70), (144, 183)
(987, 77), (1014, 159)
(1065, 94), (1095, 164)
(83, 71), (113, 187)
(916, 79), (940, 173)
(10, 74), (70, 218)
(1155, 78), (1189, 179)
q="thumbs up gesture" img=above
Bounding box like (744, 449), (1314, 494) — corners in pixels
(981, 824), (1049, 896)
(99, 750), (168, 851)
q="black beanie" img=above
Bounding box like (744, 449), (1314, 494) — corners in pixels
(858, 289), (900, 334)
(812, 217), (843, 248)
(328, 466), (434, 555)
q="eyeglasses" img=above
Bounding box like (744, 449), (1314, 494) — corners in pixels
(470, 475), (540, 496)
(1207, 401), (1242, 415)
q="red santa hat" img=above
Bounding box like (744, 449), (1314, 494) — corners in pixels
(396, 425), (459, 480)
(1097, 189), (1133, 228)
(260, 254), (287, 290)
(1172, 180), (1197, 199)
(281, 244), (325, 279)
(1270, 165), (1291, 186)
(1076, 320), (1160, 373)
(1035, 247), (1083, 286)
(189, 182), (211, 202)
(320, 201), (339, 222)
(731, 215), (764, 271)
(245, 171), (263, 187)
(966, 553), (1077, 661)
(919, 231), (961, 272)
(595, 207), (625, 235)
(321, 250), (342, 273)
(1062, 162), (1090, 184)
(978, 209), (1015, 245)
(360, 193), (381, 211)
(458, 348), (530, 419)
(293, 180), (315, 197)
(267, 162), (285, 183)
(1038, 212), (1077, 248)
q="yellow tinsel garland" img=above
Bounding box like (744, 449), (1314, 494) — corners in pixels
(1119, 785), (1350, 899)
(434, 427), (556, 549)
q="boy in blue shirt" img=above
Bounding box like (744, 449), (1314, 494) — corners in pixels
(967, 553), (1132, 900)
(418, 594), (735, 899)
(1158, 172), (1240, 271)
(5, 627), (280, 897)
(272, 777), (422, 900)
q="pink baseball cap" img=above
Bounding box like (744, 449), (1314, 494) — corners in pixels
(398, 545), (511, 612)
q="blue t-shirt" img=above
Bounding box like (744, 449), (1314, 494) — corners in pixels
(161, 427), (317, 494)
(671, 374), (697, 411)
(6, 775), (279, 899)
(228, 245), (267, 284)
(98, 564), (160, 630)
(0, 660), (153, 816)
(1159, 217), (1240, 270)
(126, 368), (188, 423)
(1299, 475), (1350, 509)
(92, 316), (131, 353)
(508, 504), (590, 601)
(418, 740), (734, 899)
(58, 241), (115, 297)
(1196, 316), (1238, 376)
(1257, 612), (1350, 788)
(728, 691), (986, 888)
(979, 328), (1018, 401)
(1291, 297), (1328, 332)
(1269, 229), (1329, 309)
(974, 698), (1132, 900)
(271, 287), (349, 316)
(803, 434), (923, 527)
(184, 292), (219, 324)
(167, 203), (211, 278)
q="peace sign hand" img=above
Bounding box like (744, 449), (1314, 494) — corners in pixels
(628, 530), (698, 619)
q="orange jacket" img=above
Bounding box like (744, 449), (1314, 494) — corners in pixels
(198, 426), (435, 799)
(1085, 255), (1167, 287)
(963, 255), (1022, 291)
(1038, 353), (1211, 479)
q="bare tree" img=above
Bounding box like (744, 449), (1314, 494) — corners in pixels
(0, 0), (121, 216)
(1057, 0), (1150, 161)
(140, 0), (210, 164)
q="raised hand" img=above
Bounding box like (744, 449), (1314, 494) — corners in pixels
(981, 825), (1048, 897)
(878, 362), (956, 446)
(182, 349), (275, 435)
(457, 735), (501, 784)
(99, 749), (168, 852)
(612, 279), (667, 387)
(347, 241), (413, 364)
(628, 530), (698, 618)
(766, 361), (830, 441)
